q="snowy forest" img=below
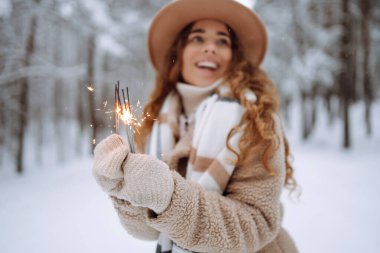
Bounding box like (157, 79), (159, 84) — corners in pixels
(1, 1), (380, 253)
(1, 0), (379, 174)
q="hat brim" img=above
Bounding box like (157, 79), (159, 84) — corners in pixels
(148, 0), (267, 72)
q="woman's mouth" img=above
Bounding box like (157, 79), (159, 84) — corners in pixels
(196, 61), (218, 70)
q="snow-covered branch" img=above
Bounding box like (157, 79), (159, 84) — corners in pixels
(0, 64), (86, 86)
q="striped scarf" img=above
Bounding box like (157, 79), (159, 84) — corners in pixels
(147, 87), (246, 253)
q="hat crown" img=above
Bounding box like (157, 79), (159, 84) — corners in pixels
(148, 0), (267, 71)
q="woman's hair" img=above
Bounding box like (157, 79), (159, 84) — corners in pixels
(136, 22), (297, 192)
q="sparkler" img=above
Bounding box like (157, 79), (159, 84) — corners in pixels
(85, 81), (150, 151)
(114, 81), (136, 153)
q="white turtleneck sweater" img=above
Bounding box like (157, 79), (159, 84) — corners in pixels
(176, 79), (222, 117)
(176, 79), (222, 138)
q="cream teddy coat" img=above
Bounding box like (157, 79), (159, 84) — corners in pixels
(109, 112), (298, 253)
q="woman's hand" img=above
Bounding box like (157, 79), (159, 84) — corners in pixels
(93, 134), (128, 197)
(93, 134), (174, 214)
(122, 152), (174, 214)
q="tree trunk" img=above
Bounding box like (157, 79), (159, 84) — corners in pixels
(361, 0), (373, 136)
(16, 10), (38, 173)
(76, 36), (87, 143)
(87, 35), (97, 152)
(0, 101), (4, 165)
(325, 89), (334, 126)
(53, 10), (65, 163)
(301, 91), (311, 140)
(309, 84), (318, 135)
(76, 81), (86, 156)
(339, 0), (353, 149)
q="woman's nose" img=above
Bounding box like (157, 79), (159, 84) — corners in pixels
(202, 42), (216, 54)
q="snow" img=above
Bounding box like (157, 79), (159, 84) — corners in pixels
(236, 0), (256, 9)
(1, 101), (379, 253)
(59, 2), (74, 18)
(98, 34), (126, 57)
(0, 0), (12, 18)
(76, 0), (130, 57)
(292, 48), (339, 88)
(0, 158), (156, 253)
(80, 0), (113, 29)
(282, 143), (380, 253)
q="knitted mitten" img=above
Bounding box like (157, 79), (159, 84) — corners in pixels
(122, 153), (174, 214)
(93, 134), (128, 197)
(93, 134), (174, 214)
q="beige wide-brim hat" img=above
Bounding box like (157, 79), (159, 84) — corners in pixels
(148, 0), (268, 72)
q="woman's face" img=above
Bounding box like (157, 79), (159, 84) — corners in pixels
(181, 19), (232, 87)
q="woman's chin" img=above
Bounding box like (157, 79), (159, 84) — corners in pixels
(188, 77), (220, 87)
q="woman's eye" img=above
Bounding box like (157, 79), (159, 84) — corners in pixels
(216, 38), (230, 47)
(190, 36), (203, 43)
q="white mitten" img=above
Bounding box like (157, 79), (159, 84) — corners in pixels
(93, 134), (128, 196)
(93, 134), (174, 214)
(122, 153), (174, 214)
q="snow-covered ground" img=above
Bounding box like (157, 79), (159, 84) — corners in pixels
(1, 101), (379, 253)
(282, 142), (380, 253)
(0, 158), (156, 253)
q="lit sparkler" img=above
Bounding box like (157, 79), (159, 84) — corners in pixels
(114, 81), (136, 153)
(86, 80), (150, 152)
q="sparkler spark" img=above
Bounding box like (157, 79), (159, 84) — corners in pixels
(87, 86), (95, 92)
(114, 81), (150, 153)
(115, 100), (143, 128)
(85, 80), (152, 151)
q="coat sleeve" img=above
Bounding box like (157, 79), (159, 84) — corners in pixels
(110, 196), (159, 241)
(146, 115), (286, 253)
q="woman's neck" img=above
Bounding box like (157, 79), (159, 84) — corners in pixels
(176, 79), (222, 116)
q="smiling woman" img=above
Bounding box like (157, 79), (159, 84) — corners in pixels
(181, 20), (232, 86)
(92, 0), (298, 253)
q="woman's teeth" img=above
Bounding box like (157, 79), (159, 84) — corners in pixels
(197, 61), (217, 70)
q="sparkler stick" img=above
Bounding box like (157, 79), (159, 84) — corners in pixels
(114, 81), (136, 153)
(114, 82), (119, 134)
(117, 83), (123, 114)
(126, 87), (132, 113)
(125, 87), (135, 153)
(122, 89), (127, 111)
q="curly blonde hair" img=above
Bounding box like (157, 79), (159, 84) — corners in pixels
(136, 22), (297, 191)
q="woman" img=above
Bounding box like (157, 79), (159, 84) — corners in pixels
(93, 0), (298, 252)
